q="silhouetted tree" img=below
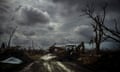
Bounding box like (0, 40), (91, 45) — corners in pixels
(82, 1), (108, 54)
(102, 18), (120, 43)
(7, 26), (17, 47)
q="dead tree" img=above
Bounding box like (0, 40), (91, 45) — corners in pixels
(82, 1), (108, 54)
(7, 26), (18, 47)
(102, 18), (120, 43)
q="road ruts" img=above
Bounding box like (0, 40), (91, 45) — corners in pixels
(19, 60), (95, 72)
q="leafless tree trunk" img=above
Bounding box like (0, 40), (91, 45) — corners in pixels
(7, 26), (18, 47)
(82, 0), (120, 53)
(82, 1), (108, 54)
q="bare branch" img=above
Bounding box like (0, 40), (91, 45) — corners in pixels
(104, 33), (120, 43)
(7, 26), (18, 47)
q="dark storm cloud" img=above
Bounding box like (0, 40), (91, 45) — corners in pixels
(12, 36), (31, 47)
(108, 0), (120, 12)
(53, 0), (120, 12)
(53, 0), (86, 5)
(0, 1), (8, 22)
(0, 0), (13, 36)
(0, 0), (119, 48)
(74, 25), (94, 41)
(0, 3), (9, 13)
(22, 31), (35, 36)
(17, 6), (50, 25)
(34, 28), (49, 35)
(47, 26), (54, 31)
(0, 25), (14, 35)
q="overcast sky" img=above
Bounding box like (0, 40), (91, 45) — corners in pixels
(0, 0), (120, 49)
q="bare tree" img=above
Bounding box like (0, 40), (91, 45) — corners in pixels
(82, 1), (108, 54)
(7, 26), (18, 47)
(82, 0), (120, 54)
(102, 18), (120, 43)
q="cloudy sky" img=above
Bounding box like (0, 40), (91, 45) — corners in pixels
(0, 0), (120, 49)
